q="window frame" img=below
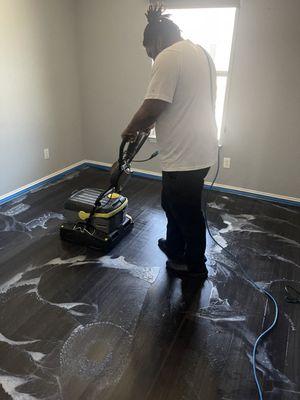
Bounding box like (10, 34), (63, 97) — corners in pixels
(148, 6), (239, 144)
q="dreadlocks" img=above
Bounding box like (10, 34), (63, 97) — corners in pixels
(143, 3), (181, 47)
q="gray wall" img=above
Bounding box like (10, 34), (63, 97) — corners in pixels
(0, 0), (83, 196)
(1, 0), (299, 199)
(219, 0), (300, 198)
(77, 0), (300, 199)
(76, 0), (156, 167)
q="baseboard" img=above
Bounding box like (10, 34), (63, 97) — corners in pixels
(203, 182), (300, 206)
(85, 160), (300, 207)
(0, 161), (85, 205)
(0, 159), (299, 207)
(84, 160), (162, 180)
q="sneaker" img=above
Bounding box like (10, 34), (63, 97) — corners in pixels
(158, 238), (185, 263)
(166, 261), (208, 280)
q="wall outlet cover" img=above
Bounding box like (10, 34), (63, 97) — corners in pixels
(44, 148), (50, 160)
(223, 157), (231, 168)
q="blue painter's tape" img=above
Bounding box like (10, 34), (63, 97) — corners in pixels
(203, 184), (299, 207)
(132, 171), (162, 181)
(87, 164), (299, 207)
(86, 164), (162, 181)
(84, 163), (111, 172)
(0, 165), (83, 206)
(1, 162), (299, 208)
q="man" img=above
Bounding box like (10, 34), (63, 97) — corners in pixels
(122, 4), (218, 279)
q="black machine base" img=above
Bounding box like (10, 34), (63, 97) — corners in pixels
(60, 216), (134, 252)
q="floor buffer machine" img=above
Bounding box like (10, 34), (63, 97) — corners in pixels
(60, 131), (157, 252)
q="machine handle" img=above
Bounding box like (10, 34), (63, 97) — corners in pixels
(118, 138), (128, 165)
(118, 132), (150, 166)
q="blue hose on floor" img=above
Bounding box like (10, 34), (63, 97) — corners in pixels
(203, 146), (279, 400)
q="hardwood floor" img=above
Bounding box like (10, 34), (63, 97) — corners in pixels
(0, 167), (299, 400)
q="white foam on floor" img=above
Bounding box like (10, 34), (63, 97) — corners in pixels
(257, 251), (300, 269)
(46, 255), (160, 284)
(219, 214), (259, 234)
(284, 313), (296, 332)
(60, 322), (133, 393)
(25, 213), (64, 231)
(0, 260), (98, 319)
(99, 256), (160, 284)
(46, 255), (87, 266)
(50, 302), (91, 310)
(11, 195), (28, 205)
(0, 272), (24, 294)
(0, 203), (30, 216)
(198, 315), (246, 322)
(191, 282), (246, 322)
(0, 375), (38, 400)
(0, 266), (41, 295)
(0, 333), (39, 346)
(28, 286), (98, 317)
(207, 202), (225, 210)
(218, 213), (300, 248)
(246, 350), (295, 387)
(212, 233), (228, 253)
(0, 211), (64, 236)
(28, 351), (46, 362)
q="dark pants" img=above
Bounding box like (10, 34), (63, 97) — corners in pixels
(161, 168), (210, 271)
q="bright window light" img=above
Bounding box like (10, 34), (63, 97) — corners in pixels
(167, 7), (237, 138)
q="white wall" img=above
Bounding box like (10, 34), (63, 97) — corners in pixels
(76, 0), (300, 199)
(0, 0), (83, 196)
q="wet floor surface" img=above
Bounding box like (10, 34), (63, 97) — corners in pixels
(0, 167), (299, 400)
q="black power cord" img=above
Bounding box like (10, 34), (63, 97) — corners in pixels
(133, 150), (159, 163)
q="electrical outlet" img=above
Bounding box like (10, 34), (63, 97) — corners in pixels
(223, 157), (231, 169)
(44, 148), (50, 160)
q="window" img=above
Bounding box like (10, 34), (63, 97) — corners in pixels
(150, 7), (237, 140)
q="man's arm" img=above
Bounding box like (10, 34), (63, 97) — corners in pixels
(121, 99), (169, 141)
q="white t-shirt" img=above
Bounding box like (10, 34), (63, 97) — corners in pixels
(145, 40), (218, 172)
